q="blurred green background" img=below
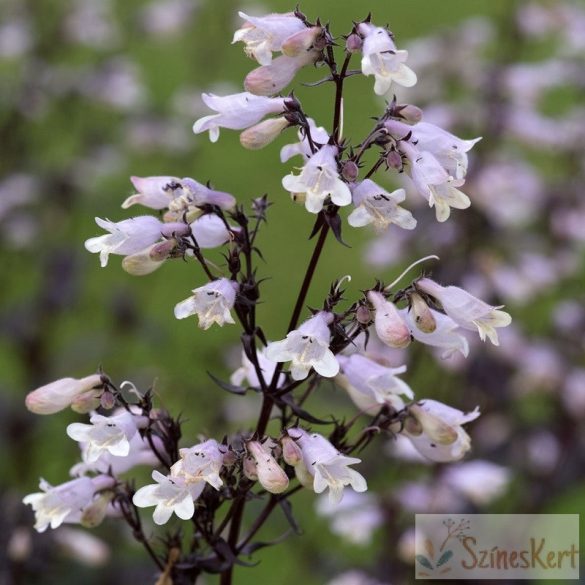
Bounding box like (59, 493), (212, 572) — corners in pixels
(2, 0), (583, 584)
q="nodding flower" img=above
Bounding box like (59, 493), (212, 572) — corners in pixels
(265, 311), (339, 380)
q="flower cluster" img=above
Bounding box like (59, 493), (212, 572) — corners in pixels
(22, 8), (513, 584)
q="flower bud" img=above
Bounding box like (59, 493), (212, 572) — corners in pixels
(243, 456), (258, 481)
(247, 441), (289, 494)
(240, 117), (290, 150)
(397, 104), (423, 125)
(281, 26), (325, 56)
(122, 239), (176, 276)
(345, 33), (363, 53)
(99, 391), (116, 410)
(355, 304), (372, 325)
(281, 435), (303, 466)
(25, 375), (103, 415)
(341, 160), (359, 182)
(222, 449), (237, 467)
(367, 291), (411, 349)
(245, 51), (319, 96)
(409, 292), (436, 333)
(386, 149), (403, 171)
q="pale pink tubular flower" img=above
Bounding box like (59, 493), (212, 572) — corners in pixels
(399, 141), (470, 223)
(233, 11), (306, 65)
(123, 176), (182, 209)
(123, 176), (236, 211)
(403, 399), (480, 462)
(349, 179), (416, 232)
(287, 428), (367, 504)
(416, 277), (512, 345)
(386, 119), (481, 181)
(265, 311), (339, 380)
(66, 410), (149, 463)
(399, 307), (469, 359)
(25, 374), (103, 415)
(23, 475), (115, 532)
(84, 216), (188, 267)
(367, 291), (411, 349)
(245, 49), (321, 96)
(193, 92), (287, 142)
(170, 438), (226, 490)
(70, 432), (161, 477)
(282, 145), (352, 213)
(336, 354), (413, 412)
(358, 23), (417, 95)
(174, 278), (239, 330)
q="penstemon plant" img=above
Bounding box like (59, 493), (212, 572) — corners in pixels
(23, 9), (511, 585)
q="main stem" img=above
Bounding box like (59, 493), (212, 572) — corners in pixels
(219, 222), (330, 585)
(219, 47), (351, 585)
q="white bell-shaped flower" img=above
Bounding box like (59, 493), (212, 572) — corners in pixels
(386, 120), (481, 181)
(193, 92), (287, 142)
(132, 470), (202, 525)
(403, 399), (480, 462)
(358, 23), (417, 95)
(282, 145), (352, 213)
(288, 428), (367, 504)
(70, 431), (161, 477)
(348, 180), (416, 232)
(23, 475), (114, 532)
(174, 278), (239, 330)
(265, 312), (339, 380)
(416, 278), (512, 345)
(337, 354), (413, 412)
(170, 438), (226, 490)
(67, 410), (148, 463)
(399, 142), (471, 223)
(84, 216), (187, 267)
(233, 11), (306, 65)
